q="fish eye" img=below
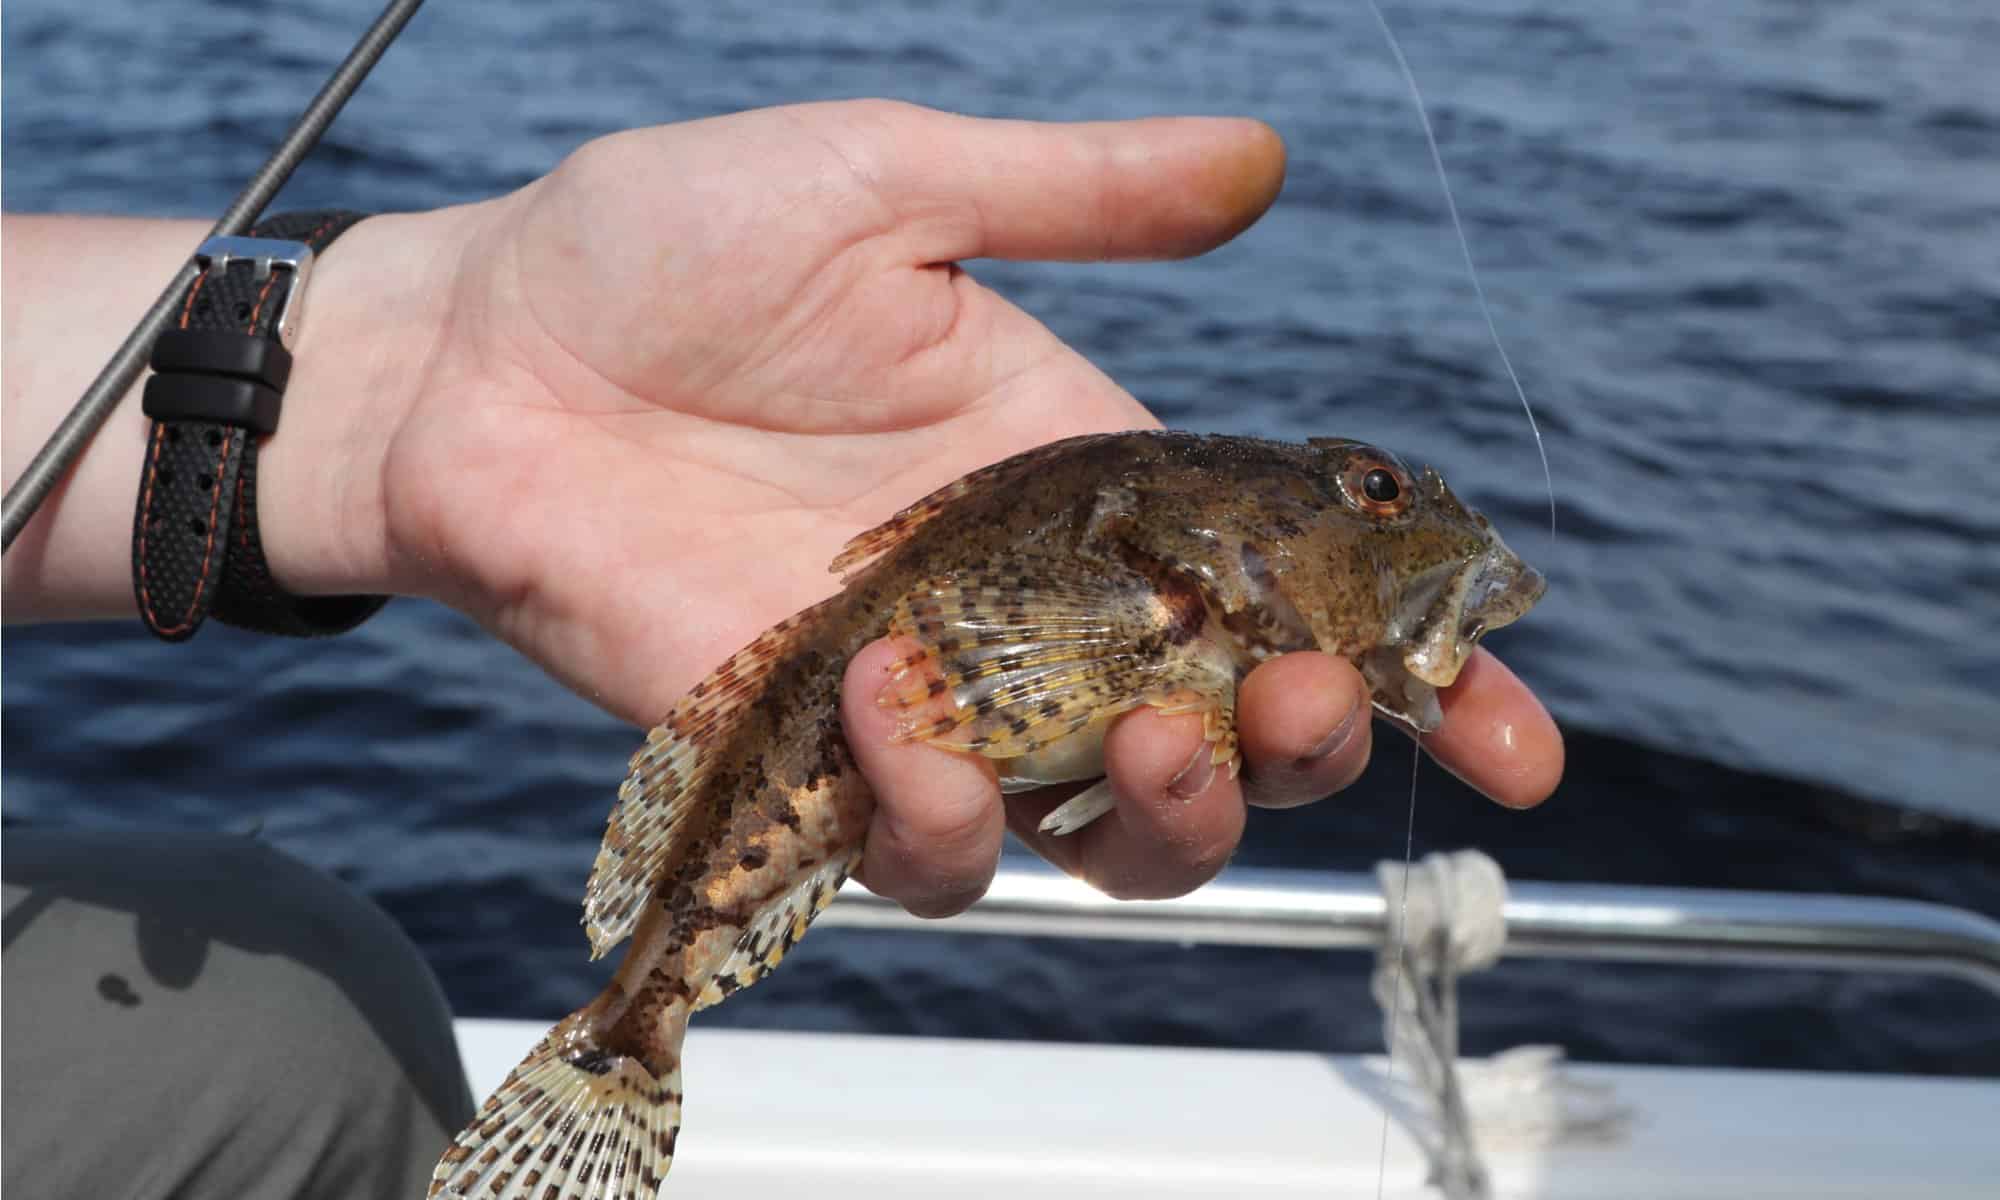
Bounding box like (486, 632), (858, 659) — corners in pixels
(1342, 457), (1414, 517)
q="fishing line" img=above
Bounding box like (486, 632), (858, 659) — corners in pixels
(1375, 735), (1423, 1200)
(1357, 2), (1556, 1195)
(1363, 0), (1558, 547)
(0, 0), (428, 552)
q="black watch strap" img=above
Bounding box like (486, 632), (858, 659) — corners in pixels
(131, 210), (389, 641)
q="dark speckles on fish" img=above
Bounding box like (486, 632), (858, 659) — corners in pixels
(430, 431), (1545, 1198)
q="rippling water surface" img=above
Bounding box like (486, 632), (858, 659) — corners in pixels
(6, 0), (1997, 1075)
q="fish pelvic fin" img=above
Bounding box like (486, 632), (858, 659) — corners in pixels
(432, 1024), (683, 1200)
(584, 596), (840, 958)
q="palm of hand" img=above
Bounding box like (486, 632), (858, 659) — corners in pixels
(386, 105), (1157, 725)
(357, 101), (1554, 909)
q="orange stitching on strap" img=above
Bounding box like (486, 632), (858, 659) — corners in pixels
(138, 271), (210, 631)
(134, 423), (171, 626)
(246, 271), (282, 329)
(179, 269), (210, 327)
(142, 220), (337, 633)
(138, 255), (255, 634)
(188, 428), (234, 622)
(141, 427), (234, 637)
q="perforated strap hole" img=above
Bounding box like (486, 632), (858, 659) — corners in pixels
(187, 518), (206, 537)
(196, 473), (213, 491)
(205, 430), (223, 448)
(157, 468), (175, 488)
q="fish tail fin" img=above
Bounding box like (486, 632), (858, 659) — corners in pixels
(432, 1012), (684, 1199)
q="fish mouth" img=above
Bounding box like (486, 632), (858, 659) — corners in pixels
(1363, 533), (1546, 733)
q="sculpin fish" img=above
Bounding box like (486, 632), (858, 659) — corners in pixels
(433, 431), (1545, 1198)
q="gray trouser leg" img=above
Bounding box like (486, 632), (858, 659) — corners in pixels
(3, 829), (475, 1200)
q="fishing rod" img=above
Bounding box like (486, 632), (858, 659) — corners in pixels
(0, 0), (427, 553)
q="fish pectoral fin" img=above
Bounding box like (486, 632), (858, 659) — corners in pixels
(583, 597), (838, 960)
(879, 560), (1237, 762)
(695, 851), (858, 1011)
(433, 1029), (682, 1199)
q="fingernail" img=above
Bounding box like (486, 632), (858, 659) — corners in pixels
(1302, 694), (1365, 763)
(1168, 743), (1216, 801)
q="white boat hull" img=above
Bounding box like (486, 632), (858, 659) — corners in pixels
(454, 1018), (2000, 1198)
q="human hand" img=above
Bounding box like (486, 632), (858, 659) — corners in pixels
(258, 100), (1560, 912)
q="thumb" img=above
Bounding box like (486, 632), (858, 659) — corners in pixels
(837, 102), (1286, 264)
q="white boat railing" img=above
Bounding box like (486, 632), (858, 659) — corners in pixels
(825, 863), (2000, 998)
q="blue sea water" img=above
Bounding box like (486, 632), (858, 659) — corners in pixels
(4, 0), (1997, 1076)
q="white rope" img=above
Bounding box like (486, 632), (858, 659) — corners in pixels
(1377, 848), (1509, 978)
(1371, 849), (1508, 1200)
(1370, 851), (1635, 1197)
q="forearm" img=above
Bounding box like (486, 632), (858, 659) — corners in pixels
(5, 215), (206, 620)
(2, 211), (463, 623)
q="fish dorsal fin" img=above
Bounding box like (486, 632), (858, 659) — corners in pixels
(694, 850), (858, 1011)
(828, 434), (1122, 582)
(582, 600), (834, 959)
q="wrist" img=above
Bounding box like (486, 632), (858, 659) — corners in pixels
(250, 205), (477, 602)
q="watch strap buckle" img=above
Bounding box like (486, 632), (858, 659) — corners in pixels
(194, 236), (316, 349)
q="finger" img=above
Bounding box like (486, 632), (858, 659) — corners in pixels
(839, 102), (1286, 263)
(1235, 652), (1373, 810)
(1414, 648), (1564, 810)
(1006, 704), (1245, 901)
(841, 638), (1006, 917)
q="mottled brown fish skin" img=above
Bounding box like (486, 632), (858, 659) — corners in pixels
(574, 607), (871, 1065)
(591, 431), (1514, 1058)
(433, 430), (1542, 1199)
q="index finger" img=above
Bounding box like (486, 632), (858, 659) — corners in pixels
(1414, 647), (1563, 809)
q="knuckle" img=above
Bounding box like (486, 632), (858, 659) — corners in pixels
(840, 96), (931, 126)
(871, 792), (1000, 918)
(907, 787), (1000, 860)
(556, 131), (632, 189)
